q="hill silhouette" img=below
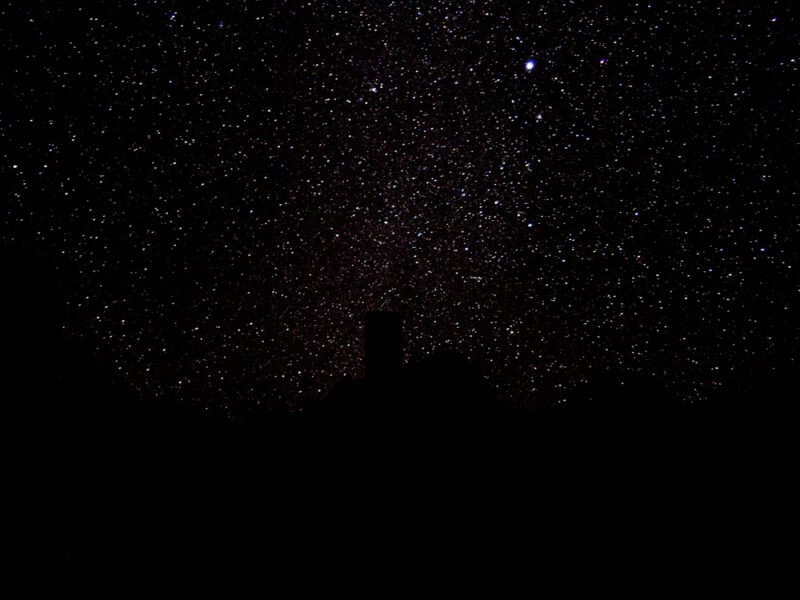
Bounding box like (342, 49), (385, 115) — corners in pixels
(3, 248), (794, 581)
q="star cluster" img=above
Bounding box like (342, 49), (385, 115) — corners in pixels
(3, 1), (797, 416)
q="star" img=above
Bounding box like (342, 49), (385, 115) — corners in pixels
(2, 2), (792, 415)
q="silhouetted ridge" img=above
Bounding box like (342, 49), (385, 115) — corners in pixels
(4, 251), (795, 575)
(313, 312), (505, 424)
(364, 310), (403, 381)
(563, 369), (675, 421)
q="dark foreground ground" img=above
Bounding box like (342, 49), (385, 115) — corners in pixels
(3, 251), (795, 587)
(5, 337), (795, 589)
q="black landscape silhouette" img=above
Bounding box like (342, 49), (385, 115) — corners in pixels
(3, 249), (795, 578)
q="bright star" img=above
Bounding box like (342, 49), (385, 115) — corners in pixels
(525, 60), (535, 71)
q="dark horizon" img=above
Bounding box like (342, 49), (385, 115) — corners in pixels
(5, 265), (795, 575)
(2, 249), (794, 421)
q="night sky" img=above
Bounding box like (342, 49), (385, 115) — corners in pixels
(3, 1), (797, 417)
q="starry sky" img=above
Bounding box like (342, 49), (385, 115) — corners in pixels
(3, 1), (798, 416)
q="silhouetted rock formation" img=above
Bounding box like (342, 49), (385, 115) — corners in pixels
(364, 310), (403, 381)
(308, 310), (513, 483)
(4, 253), (794, 577)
